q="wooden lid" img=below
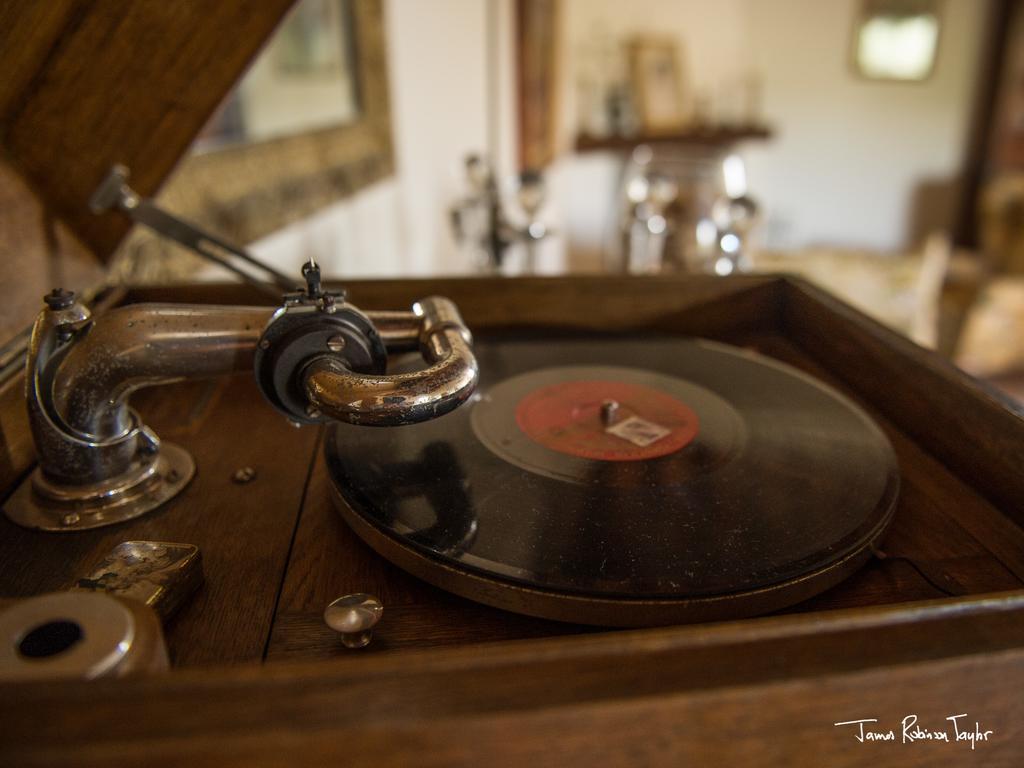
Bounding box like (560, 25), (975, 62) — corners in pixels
(0, 1), (295, 261)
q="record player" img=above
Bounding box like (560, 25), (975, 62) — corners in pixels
(4, 270), (1024, 764)
(2, 2), (1024, 765)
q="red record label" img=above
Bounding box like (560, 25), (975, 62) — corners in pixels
(515, 380), (699, 461)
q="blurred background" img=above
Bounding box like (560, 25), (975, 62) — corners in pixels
(14, 0), (1024, 401)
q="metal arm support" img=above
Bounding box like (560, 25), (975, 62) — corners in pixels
(6, 277), (479, 532)
(90, 165), (296, 297)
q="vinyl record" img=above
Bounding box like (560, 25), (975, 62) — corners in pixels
(325, 336), (899, 626)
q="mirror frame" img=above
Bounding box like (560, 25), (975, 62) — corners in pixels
(117, 0), (392, 278)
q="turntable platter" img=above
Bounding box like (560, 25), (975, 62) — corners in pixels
(325, 337), (899, 626)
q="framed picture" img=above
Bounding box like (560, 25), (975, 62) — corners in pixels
(516, 0), (560, 170)
(851, 0), (942, 82)
(629, 37), (688, 132)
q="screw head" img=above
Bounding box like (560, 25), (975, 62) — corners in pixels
(326, 334), (347, 353)
(324, 593), (383, 649)
(232, 466), (257, 484)
(44, 289), (76, 310)
(61, 513), (80, 527)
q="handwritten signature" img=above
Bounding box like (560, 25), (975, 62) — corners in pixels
(834, 715), (994, 750)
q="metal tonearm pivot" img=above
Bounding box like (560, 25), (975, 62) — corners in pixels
(254, 260), (478, 427)
(5, 264), (478, 533)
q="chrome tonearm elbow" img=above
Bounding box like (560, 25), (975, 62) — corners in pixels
(303, 301), (477, 426)
(5, 266), (479, 532)
(253, 263), (478, 427)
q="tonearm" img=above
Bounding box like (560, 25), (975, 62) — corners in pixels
(4, 172), (479, 532)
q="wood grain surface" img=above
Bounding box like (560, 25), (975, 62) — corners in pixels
(0, 376), (319, 666)
(123, 274), (784, 337)
(267, 450), (595, 662)
(1, 275), (1023, 765)
(742, 333), (1024, 611)
(0, 0), (295, 259)
(783, 279), (1024, 521)
(0, 157), (106, 354)
(266, 327), (1023, 662)
(4, 594), (1024, 766)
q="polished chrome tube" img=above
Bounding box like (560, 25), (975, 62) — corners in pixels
(52, 304), (273, 440)
(12, 287), (479, 532)
(303, 331), (477, 425)
(364, 310), (420, 351)
(303, 297), (479, 426)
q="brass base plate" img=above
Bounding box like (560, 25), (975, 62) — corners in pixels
(3, 443), (195, 532)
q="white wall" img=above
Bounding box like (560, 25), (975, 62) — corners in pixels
(554, 0), (988, 258)
(249, 177), (405, 278)
(741, 0), (987, 251)
(387, 0), (493, 274)
(252, 0), (498, 278)
(252, 0), (990, 279)
(557, 0), (752, 151)
(550, 0), (751, 265)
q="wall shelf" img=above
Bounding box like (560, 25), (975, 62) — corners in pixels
(575, 124), (774, 153)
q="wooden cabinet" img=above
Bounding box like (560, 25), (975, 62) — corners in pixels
(2, 275), (1022, 765)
